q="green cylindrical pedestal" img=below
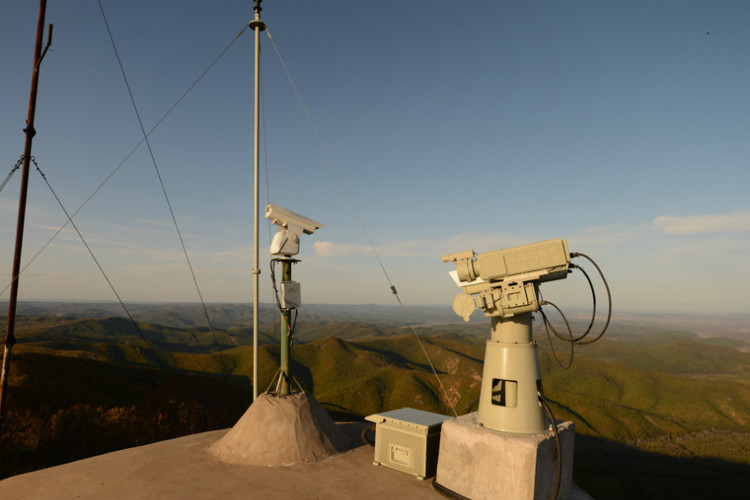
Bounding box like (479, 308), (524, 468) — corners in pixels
(476, 313), (547, 434)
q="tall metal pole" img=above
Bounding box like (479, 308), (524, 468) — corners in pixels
(249, 0), (265, 402)
(0, 0), (51, 435)
(279, 259), (292, 396)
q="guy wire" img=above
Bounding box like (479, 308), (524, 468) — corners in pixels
(97, 0), (222, 351)
(33, 158), (166, 369)
(0, 156), (23, 194)
(266, 29), (457, 417)
(0, 21), (248, 303)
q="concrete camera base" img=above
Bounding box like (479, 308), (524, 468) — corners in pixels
(435, 413), (574, 500)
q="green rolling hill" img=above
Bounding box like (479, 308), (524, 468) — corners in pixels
(1, 307), (749, 499)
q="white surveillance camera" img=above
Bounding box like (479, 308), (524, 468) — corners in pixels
(265, 203), (324, 256)
(442, 238), (569, 285)
(265, 203), (323, 235)
(442, 238), (570, 320)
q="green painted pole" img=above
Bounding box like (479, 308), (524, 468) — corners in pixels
(249, 0), (265, 402)
(279, 259), (292, 396)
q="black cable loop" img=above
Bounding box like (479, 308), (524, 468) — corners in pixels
(539, 300), (574, 369)
(431, 479), (472, 500)
(269, 259), (280, 307)
(540, 396), (563, 500)
(570, 252), (612, 345)
(269, 258), (297, 339)
(537, 287), (575, 343)
(361, 424), (376, 447)
(569, 262), (596, 342)
(290, 309), (298, 342)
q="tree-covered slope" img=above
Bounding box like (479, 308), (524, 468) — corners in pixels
(2, 309), (750, 499)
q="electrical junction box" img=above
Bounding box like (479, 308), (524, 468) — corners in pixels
(365, 407), (452, 480)
(280, 280), (301, 309)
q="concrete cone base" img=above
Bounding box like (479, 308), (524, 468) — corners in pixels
(208, 392), (350, 466)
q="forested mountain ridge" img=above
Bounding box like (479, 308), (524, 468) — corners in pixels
(1, 305), (749, 499)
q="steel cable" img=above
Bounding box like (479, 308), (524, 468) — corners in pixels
(0, 22), (247, 304)
(33, 158), (166, 369)
(266, 29), (458, 417)
(97, 0), (232, 351)
(0, 157), (23, 194)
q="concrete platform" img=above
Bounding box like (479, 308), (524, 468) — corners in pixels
(0, 422), (595, 500)
(436, 413), (575, 500)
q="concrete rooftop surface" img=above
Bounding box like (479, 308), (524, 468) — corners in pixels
(0, 422), (595, 500)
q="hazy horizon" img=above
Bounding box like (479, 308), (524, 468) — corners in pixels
(3, 298), (748, 321)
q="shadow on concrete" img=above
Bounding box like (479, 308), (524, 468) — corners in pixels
(335, 421), (373, 451)
(317, 402), (362, 423)
(545, 398), (599, 434)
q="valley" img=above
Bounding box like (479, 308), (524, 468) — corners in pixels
(1, 302), (749, 499)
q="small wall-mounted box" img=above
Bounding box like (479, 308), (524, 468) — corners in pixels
(280, 280), (301, 309)
(365, 407), (452, 480)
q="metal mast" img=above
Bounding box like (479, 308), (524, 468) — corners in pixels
(249, 0), (266, 402)
(0, 0), (52, 434)
(278, 259), (292, 395)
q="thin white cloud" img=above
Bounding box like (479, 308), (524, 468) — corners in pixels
(652, 210), (750, 235)
(137, 218), (174, 229)
(138, 248), (187, 262)
(570, 224), (648, 247)
(210, 246), (253, 264)
(0, 198), (18, 213)
(118, 262), (187, 274)
(444, 232), (535, 254)
(314, 241), (372, 257)
(35, 224), (115, 246)
(314, 232), (544, 259)
(28, 224), (196, 265)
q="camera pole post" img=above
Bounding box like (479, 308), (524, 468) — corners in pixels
(211, 205), (344, 466)
(264, 203), (323, 397)
(279, 258), (293, 396)
(207, 7), (349, 465)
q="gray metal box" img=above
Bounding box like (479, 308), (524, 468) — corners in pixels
(365, 407), (452, 480)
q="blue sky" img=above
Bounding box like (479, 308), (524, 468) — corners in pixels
(1, 1), (748, 314)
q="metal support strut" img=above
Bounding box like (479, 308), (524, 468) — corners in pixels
(0, 0), (52, 437)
